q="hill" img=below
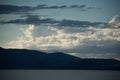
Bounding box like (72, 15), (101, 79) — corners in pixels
(0, 47), (120, 70)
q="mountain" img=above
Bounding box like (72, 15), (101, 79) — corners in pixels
(109, 15), (120, 28)
(0, 47), (120, 70)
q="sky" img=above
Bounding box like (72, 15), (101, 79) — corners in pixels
(0, 0), (120, 59)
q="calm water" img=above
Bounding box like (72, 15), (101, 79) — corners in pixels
(0, 70), (120, 80)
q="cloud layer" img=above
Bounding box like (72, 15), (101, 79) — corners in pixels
(0, 4), (99, 14)
(5, 24), (120, 59)
(0, 15), (106, 27)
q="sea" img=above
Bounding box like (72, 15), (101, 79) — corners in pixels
(0, 70), (120, 80)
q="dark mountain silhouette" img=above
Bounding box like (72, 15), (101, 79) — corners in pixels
(0, 47), (120, 70)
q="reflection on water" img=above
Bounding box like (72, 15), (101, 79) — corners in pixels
(0, 70), (120, 80)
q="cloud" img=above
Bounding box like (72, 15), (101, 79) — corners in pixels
(109, 15), (120, 28)
(70, 4), (86, 8)
(20, 14), (48, 18)
(4, 24), (120, 59)
(0, 4), (99, 14)
(0, 5), (33, 14)
(0, 15), (56, 25)
(0, 15), (106, 27)
(57, 19), (106, 27)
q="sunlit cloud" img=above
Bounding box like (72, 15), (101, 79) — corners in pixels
(4, 24), (120, 57)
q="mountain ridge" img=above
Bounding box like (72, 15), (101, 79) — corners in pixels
(0, 47), (120, 70)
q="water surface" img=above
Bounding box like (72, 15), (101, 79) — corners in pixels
(0, 70), (120, 80)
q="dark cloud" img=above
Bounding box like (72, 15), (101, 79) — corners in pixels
(24, 16), (56, 25)
(70, 5), (79, 8)
(33, 4), (67, 10)
(44, 5), (67, 9)
(70, 4), (86, 8)
(0, 15), (106, 27)
(0, 4), (99, 14)
(56, 19), (107, 27)
(0, 5), (33, 14)
(69, 4), (100, 11)
(79, 5), (86, 8)
(20, 14), (48, 18)
(0, 15), (56, 25)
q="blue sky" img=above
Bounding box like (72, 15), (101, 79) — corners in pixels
(0, 0), (120, 59)
(0, 0), (120, 21)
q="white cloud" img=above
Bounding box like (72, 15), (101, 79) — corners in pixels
(6, 25), (81, 49)
(4, 24), (120, 58)
(109, 15), (120, 28)
(6, 25), (120, 49)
